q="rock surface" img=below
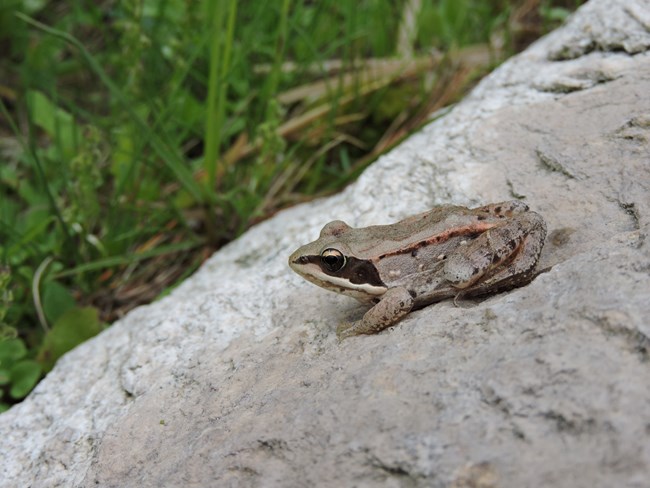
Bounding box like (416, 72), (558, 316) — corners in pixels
(2, 0), (650, 486)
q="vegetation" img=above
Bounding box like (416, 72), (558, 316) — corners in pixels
(0, 0), (583, 410)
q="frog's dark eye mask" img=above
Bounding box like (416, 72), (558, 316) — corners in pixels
(295, 251), (384, 288)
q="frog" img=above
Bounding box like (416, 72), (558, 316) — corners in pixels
(288, 200), (547, 340)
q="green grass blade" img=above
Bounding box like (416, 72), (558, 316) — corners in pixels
(204, 0), (238, 192)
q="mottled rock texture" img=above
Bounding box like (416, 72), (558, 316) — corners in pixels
(2, 0), (649, 487)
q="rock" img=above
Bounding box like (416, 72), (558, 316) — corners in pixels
(2, 0), (649, 486)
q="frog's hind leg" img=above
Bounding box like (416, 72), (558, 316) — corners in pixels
(444, 211), (547, 292)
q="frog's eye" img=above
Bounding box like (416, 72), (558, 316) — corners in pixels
(321, 248), (346, 272)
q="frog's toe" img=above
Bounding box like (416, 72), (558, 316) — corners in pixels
(336, 321), (356, 340)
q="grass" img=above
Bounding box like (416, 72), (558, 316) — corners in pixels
(0, 0), (584, 410)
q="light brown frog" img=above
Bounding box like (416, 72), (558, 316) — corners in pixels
(289, 200), (546, 339)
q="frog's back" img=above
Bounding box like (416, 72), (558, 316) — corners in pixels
(345, 205), (473, 258)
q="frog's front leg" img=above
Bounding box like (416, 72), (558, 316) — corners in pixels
(443, 211), (546, 290)
(336, 287), (414, 340)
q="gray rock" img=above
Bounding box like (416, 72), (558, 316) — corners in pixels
(2, 0), (649, 486)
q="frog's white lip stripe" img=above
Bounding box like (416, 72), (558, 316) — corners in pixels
(301, 270), (387, 296)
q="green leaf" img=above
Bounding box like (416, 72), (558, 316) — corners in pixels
(543, 7), (571, 22)
(16, 178), (48, 207)
(9, 359), (41, 399)
(0, 164), (18, 190)
(25, 90), (81, 160)
(0, 338), (27, 364)
(0, 368), (10, 385)
(23, 0), (48, 14)
(37, 306), (102, 372)
(42, 280), (76, 325)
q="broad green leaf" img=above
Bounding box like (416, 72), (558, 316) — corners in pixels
(9, 359), (41, 399)
(0, 164), (18, 190)
(0, 368), (10, 385)
(25, 90), (80, 160)
(177, 89), (204, 128)
(42, 281), (76, 325)
(0, 324), (18, 341)
(23, 0), (48, 13)
(37, 306), (102, 372)
(23, 207), (53, 236)
(0, 338), (27, 364)
(16, 178), (48, 207)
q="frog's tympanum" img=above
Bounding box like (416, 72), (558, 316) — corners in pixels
(289, 201), (546, 339)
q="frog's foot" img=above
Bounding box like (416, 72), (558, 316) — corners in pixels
(336, 321), (359, 341)
(336, 287), (414, 340)
(336, 318), (390, 341)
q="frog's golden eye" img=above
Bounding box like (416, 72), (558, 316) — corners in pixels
(321, 248), (346, 272)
